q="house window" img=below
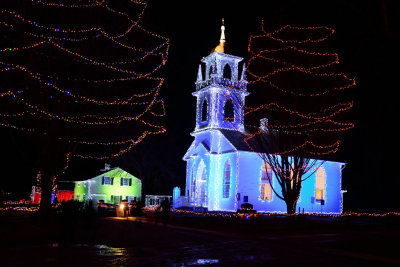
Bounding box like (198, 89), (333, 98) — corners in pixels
(102, 176), (114, 185)
(111, 195), (122, 204)
(82, 194), (86, 202)
(244, 196), (248, 203)
(223, 160), (231, 198)
(76, 194), (80, 201)
(120, 178), (132, 186)
(261, 164), (272, 200)
(315, 167), (326, 201)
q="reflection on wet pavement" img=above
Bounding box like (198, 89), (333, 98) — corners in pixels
(189, 258), (220, 265)
(94, 244), (127, 256)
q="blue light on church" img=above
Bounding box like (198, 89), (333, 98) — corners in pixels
(173, 20), (345, 214)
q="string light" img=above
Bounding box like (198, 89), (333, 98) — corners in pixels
(0, 0), (170, 168)
(245, 24), (355, 156)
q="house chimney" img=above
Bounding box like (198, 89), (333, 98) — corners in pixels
(260, 118), (268, 131)
(100, 163), (111, 172)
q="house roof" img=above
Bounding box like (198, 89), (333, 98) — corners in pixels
(73, 167), (140, 182)
(57, 181), (75, 191)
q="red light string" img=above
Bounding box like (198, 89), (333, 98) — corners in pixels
(244, 24), (355, 156)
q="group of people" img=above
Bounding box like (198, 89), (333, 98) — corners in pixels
(122, 200), (143, 217)
(120, 198), (171, 224)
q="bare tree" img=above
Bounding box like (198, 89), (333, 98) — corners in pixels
(0, 0), (169, 215)
(229, 22), (355, 214)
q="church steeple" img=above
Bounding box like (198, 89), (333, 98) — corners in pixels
(212, 18), (225, 54)
(193, 19), (249, 132)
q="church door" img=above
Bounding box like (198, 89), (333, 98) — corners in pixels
(196, 162), (207, 207)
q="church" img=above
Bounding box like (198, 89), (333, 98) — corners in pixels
(177, 20), (346, 214)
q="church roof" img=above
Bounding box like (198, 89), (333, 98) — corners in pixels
(218, 128), (272, 153)
(219, 129), (345, 163)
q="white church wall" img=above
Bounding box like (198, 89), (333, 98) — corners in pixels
(296, 161), (344, 214)
(234, 153), (344, 214)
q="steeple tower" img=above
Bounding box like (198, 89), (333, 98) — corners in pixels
(193, 19), (248, 132)
(212, 18), (225, 53)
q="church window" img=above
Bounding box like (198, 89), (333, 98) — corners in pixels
(200, 63), (206, 81)
(261, 164), (272, 200)
(223, 64), (232, 79)
(201, 99), (208, 122)
(201, 167), (207, 181)
(315, 167), (326, 201)
(209, 64), (214, 78)
(223, 161), (231, 198)
(224, 99), (235, 121)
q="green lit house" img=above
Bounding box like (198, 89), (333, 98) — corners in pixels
(74, 167), (141, 205)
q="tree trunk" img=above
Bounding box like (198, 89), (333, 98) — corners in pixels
(285, 198), (297, 215)
(39, 172), (52, 217)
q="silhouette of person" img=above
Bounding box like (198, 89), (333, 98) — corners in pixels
(160, 198), (171, 225)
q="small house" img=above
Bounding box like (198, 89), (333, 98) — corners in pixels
(56, 182), (75, 202)
(74, 167), (141, 205)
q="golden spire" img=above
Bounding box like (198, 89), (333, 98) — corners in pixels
(212, 18), (225, 53)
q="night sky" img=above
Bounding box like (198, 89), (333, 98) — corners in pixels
(1, 0), (399, 213)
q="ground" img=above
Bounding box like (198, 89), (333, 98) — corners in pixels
(1, 211), (399, 266)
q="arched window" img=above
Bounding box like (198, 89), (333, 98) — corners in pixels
(223, 64), (232, 79)
(261, 164), (272, 200)
(201, 99), (208, 122)
(201, 167), (207, 181)
(209, 64), (214, 78)
(315, 167), (326, 201)
(224, 99), (235, 121)
(223, 160), (231, 198)
(201, 63), (206, 81)
(238, 61), (244, 80)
